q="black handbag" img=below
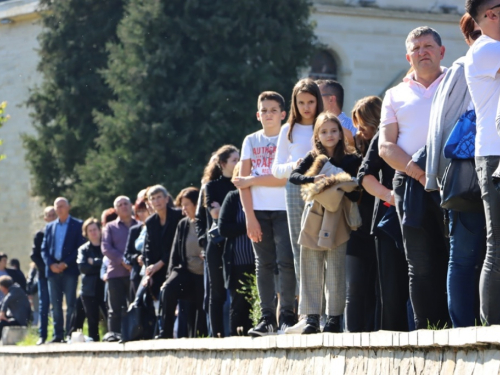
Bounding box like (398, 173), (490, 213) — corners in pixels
(441, 158), (483, 213)
(208, 223), (225, 244)
(121, 303), (144, 342)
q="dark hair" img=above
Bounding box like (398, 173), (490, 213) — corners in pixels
(8, 259), (20, 270)
(286, 78), (324, 142)
(315, 79), (345, 110)
(405, 26), (442, 50)
(312, 112), (355, 165)
(0, 253), (7, 262)
(460, 13), (478, 40)
(257, 91), (285, 111)
(175, 187), (200, 207)
(466, 0), (492, 22)
(134, 198), (148, 215)
(0, 275), (13, 289)
(201, 145), (239, 184)
(82, 217), (100, 238)
(101, 208), (118, 227)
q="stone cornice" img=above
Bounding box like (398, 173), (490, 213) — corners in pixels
(0, 0), (40, 23)
(312, 3), (462, 23)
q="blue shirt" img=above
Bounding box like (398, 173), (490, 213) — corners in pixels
(54, 216), (70, 261)
(338, 112), (357, 136)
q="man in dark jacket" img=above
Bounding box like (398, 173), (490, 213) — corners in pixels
(0, 276), (31, 339)
(30, 206), (56, 345)
(0, 254), (27, 302)
(41, 197), (85, 342)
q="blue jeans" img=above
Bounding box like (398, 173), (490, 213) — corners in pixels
(48, 273), (78, 339)
(37, 278), (49, 340)
(447, 210), (486, 328)
(475, 156), (500, 324)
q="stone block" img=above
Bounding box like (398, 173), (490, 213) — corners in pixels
(369, 331), (393, 347)
(399, 332), (409, 347)
(361, 332), (370, 347)
(449, 327), (477, 347)
(408, 330), (418, 346)
(477, 325), (500, 345)
(1, 326), (28, 345)
(417, 329), (434, 347)
(433, 330), (449, 347)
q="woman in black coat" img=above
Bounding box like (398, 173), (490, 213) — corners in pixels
(77, 218), (106, 342)
(159, 187), (208, 339)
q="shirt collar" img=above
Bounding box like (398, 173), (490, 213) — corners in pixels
(57, 215), (71, 225)
(403, 67), (447, 89)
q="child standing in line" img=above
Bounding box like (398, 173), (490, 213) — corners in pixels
(271, 78), (324, 333)
(290, 112), (361, 334)
(235, 91), (295, 336)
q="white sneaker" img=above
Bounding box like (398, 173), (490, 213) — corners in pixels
(284, 316), (307, 334)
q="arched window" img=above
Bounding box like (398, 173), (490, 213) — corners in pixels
(309, 50), (338, 80)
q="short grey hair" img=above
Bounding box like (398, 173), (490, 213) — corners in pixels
(0, 275), (13, 289)
(405, 26), (442, 51)
(148, 185), (168, 199)
(113, 195), (131, 209)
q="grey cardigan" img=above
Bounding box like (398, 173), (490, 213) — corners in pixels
(425, 57), (471, 191)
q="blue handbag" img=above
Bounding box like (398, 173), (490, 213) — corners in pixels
(443, 110), (476, 159)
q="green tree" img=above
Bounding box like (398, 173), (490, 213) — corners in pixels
(22, 0), (124, 216)
(75, 0), (316, 215)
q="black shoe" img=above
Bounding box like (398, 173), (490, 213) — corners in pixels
(248, 316), (277, 337)
(36, 338), (46, 345)
(48, 337), (66, 343)
(302, 315), (320, 335)
(279, 312), (297, 332)
(323, 315), (342, 333)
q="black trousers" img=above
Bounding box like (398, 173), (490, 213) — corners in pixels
(345, 233), (380, 333)
(393, 174), (450, 329)
(81, 295), (106, 341)
(159, 270), (206, 339)
(206, 240), (226, 337)
(68, 295), (85, 336)
(229, 264), (255, 336)
(107, 277), (130, 333)
(375, 231), (409, 331)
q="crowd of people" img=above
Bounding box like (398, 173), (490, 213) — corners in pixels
(2, 0), (500, 344)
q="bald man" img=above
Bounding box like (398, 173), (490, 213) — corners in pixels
(41, 197), (85, 342)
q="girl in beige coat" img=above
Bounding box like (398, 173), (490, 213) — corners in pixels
(289, 112), (361, 334)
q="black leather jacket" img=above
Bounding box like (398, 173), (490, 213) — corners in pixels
(77, 241), (104, 297)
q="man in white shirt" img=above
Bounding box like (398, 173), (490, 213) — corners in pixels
(379, 26), (450, 329)
(465, 0), (500, 325)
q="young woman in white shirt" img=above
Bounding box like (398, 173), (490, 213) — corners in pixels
(271, 78), (324, 332)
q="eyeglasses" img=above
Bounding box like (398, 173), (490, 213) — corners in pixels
(469, 30), (482, 41)
(485, 3), (500, 17)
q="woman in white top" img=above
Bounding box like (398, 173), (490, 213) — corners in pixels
(271, 78), (324, 331)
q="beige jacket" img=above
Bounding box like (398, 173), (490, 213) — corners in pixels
(298, 155), (360, 250)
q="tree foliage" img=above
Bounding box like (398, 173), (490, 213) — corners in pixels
(22, 0), (124, 216)
(75, 0), (316, 215)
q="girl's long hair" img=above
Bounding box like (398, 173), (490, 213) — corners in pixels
(201, 144), (239, 185)
(286, 78), (324, 142)
(312, 112), (355, 165)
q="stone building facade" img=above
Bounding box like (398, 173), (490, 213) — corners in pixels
(0, 0), (465, 272)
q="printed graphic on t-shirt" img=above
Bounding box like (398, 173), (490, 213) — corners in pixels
(251, 142), (277, 176)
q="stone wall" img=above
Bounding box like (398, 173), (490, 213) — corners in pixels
(0, 2), (44, 272)
(3, 327), (500, 374)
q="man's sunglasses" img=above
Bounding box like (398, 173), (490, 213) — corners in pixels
(485, 3), (500, 17)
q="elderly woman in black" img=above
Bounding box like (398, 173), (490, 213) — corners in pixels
(77, 218), (106, 342)
(159, 187), (208, 338)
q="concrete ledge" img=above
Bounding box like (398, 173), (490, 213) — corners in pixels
(3, 327), (500, 374)
(1, 326), (500, 354)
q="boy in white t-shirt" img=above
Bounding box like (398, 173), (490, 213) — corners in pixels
(235, 91), (296, 336)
